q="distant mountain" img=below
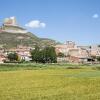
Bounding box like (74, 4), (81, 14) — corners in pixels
(0, 32), (57, 49)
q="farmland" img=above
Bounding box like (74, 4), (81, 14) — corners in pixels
(0, 64), (100, 100)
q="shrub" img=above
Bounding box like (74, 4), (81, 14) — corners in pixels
(67, 66), (82, 69)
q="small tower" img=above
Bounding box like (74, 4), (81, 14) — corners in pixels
(66, 41), (75, 48)
(10, 17), (17, 25)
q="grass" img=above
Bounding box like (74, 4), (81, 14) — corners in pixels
(0, 64), (100, 100)
(0, 63), (91, 71)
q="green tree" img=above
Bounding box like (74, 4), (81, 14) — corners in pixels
(57, 52), (65, 57)
(8, 52), (19, 61)
(38, 50), (46, 63)
(43, 46), (57, 63)
(31, 45), (40, 63)
(96, 56), (100, 63)
(31, 46), (57, 63)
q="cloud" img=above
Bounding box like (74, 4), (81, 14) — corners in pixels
(25, 20), (46, 28)
(10, 16), (15, 19)
(92, 14), (99, 18)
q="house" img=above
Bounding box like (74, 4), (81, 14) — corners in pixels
(68, 48), (90, 63)
(91, 45), (100, 57)
(55, 41), (76, 55)
(55, 41), (90, 63)
(7, 45), (33, 61)
(0, 53), (6, 63)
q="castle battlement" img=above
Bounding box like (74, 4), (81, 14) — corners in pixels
(0, 17), (27, 33)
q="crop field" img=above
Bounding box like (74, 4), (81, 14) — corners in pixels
(0, 64), (100, 100)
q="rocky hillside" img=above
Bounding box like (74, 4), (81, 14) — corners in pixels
(0, 32), (57, 49)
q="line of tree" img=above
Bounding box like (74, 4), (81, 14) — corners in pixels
(31, 46), (57, 63)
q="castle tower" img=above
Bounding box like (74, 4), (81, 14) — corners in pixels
(10, 17), (17, 25)
(1, 17), (27, 33)
(4, 16), (17, 25)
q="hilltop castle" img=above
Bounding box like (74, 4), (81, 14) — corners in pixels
(0, 17), (27, 33)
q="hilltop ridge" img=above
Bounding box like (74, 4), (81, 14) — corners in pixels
(0, 31), (57, 49)
(0, 17), (57, 49)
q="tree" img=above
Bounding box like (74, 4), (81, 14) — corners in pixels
(90, 55), (96, 64)
(49, 47), (57, 63)
(8, 52), (19, 61)
(96, 56), (100, 63)
(89, 46), (92, 49)
(57, 52), (65, 57)
(31, 46), (57, 63)
(91, 55), (96, 60)
(38, 50), (46, 63)
(31, 45), (40, 63)
(98, 45), (100, 48)
(43, 46), (57, 63)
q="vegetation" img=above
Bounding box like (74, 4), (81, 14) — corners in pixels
(31, 46), (57, 63)
(7, 52), (19, 61)
(96, 56), (100, 62)
(0, 64), (100, 100)
(31, 46), (40, 63)
(57, 52), (65, 57)
(0, 32), (57, 49)
(98, 45), (100, 47)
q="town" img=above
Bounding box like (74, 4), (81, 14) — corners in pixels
(0, 17), (100, 64)
(1, 0), (100, 100)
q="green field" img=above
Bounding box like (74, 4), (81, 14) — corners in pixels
(0, 64), (100, 100)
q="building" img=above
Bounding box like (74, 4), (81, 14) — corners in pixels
(0, 17), (27, 33)
(91, 45), (100, 57)
(55, 41), (76, 55)
(68, 48), (89, 63)
(7, 45), (33, 61)
(0, 53), (6, 63)
(4, 17), (17, 25)
(55, 41), (90, 63)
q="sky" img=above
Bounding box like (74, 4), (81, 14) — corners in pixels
(0, 0), (100, 45)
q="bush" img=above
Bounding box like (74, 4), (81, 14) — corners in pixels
(7, 52), (19, 61)
(67, 66), (82, 69)
(4, 60), (22, 63)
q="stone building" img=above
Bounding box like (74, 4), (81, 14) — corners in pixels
(55, 41), (90, 63)
(0, 17), (27, 33)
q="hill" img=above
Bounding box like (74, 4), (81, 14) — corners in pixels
(0, 32), (57, 49)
